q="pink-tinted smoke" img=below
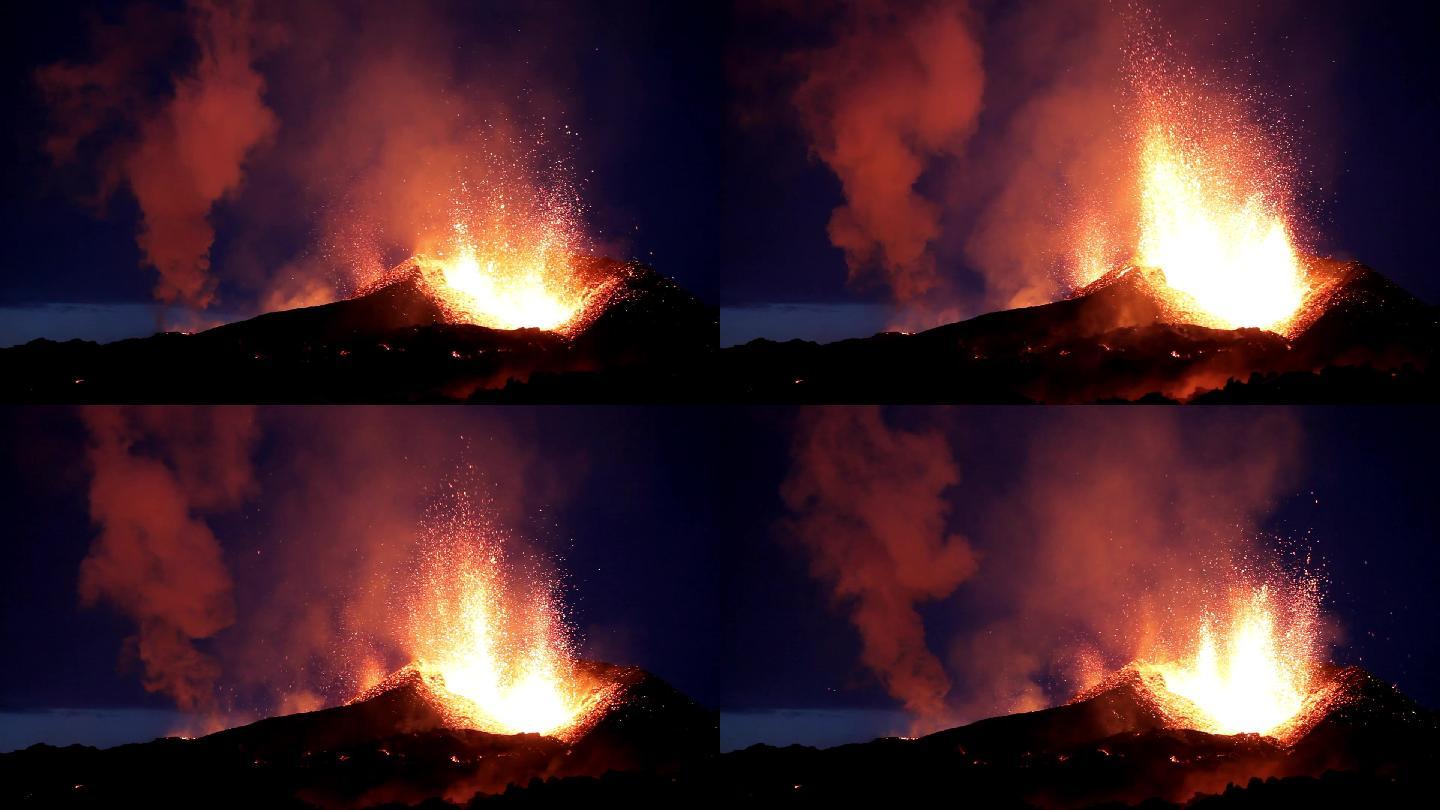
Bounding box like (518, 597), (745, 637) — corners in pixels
(37, 0), (278, 309)
(80, 407), (258, 712)
(791, 0), (984, 304)
(780, 407), (977, 727)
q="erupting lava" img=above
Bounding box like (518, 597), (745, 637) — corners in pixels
(363, 148), (619, 336)
(411, 215), (598, 334)
(1071, 44), (1332, 337)
(1133, 581), (1322, 739)
(368, 506), (612, 739)
(1133, 122), (1310, 334)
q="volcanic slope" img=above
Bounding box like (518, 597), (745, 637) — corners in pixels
(720, 665), (1438, 808)
(0, 661), (715, 808)
(721, 260), (1438, 403)
(0, 259), (716, 403)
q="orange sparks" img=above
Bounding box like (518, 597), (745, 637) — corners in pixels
(398, 506), (599, 738)
(1070, 40), (1332, 337)
(348, 137), (618, 335)
(1133, 122), (1310, 334)
(1135, 580), (1321, 739)
(411, 207), (599, 334)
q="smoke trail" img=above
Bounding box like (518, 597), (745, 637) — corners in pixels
(791, 0), (984, 304)
(80, 407), (257, 712)
(780, 407), (976, 726)
(947, 409), (1305, 720)
(37, 0), (278, 309)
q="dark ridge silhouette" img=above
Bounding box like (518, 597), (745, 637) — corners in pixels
(721, 260), (1438, 403)
(0, 661), (716, 808)
(720, 665), (1438, 808)
(0, 259), (716, 403)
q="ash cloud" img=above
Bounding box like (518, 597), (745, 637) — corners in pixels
(780, 407), (977, 728)
(74, 408), (578, 722)
(948, 409), (1307, 720)
(745, 1), (1345, 323)
(779, 408), (1310, 731)
(951, 0), (1344, 313)
(239, 1), (589, 311)
(37, 0), (279, 310)
(787, 0), (985, 306)
(36, 1), (597, 318)
(216, 409), (576, 717)
(80, 407), (258, 713)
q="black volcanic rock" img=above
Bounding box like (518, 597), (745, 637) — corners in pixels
(720, 666), (1439, 808)
(0, 259), (716, 403)
(721, 261), (1438, 403)
(0, 662), (716, 808)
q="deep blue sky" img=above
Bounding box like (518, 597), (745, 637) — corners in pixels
(0, 1), (718, 344)
(721, 0), (1440, 342)
(719, 407), (1440, 749)
(0, 407), (719, 750)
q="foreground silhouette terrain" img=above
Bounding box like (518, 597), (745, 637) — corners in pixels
(1, 662), (715, 808)
(722, 665), (1437, 807)
(0, 259), (716, 403)
(723, 261), (1437, 403)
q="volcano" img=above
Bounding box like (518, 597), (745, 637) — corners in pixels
(721, 665), (1437, 808)
(0, 258), (716, 403)
(721, 260), (1438, 403)
(0, 662), (715, 808)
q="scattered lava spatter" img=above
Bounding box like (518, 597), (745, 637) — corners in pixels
(353, 497), (616, 740)
(1132, 120), (1310, 334)
(1128, 573), (1324, 741)
(1071, 27), (1336, 337)
(408, 180), (608, 335)
(355, 134), (620, 336)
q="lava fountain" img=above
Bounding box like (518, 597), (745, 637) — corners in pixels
(1133, 581), (1321, 739)
(410, 209), (600, 334)
(1133, 122), (1310, 334)
(360, 143), (621, 336)
(1070, 40), (1330, 337)
(368, 505), (613, 739)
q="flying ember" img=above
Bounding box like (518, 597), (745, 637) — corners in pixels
(401, 512), (593, 737)
(1136, 582), (1320, 738)
(1134, 122), (1310, 333)
(412, 215), (594, 333)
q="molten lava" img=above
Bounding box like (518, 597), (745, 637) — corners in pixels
(411, 216), (600, 334)
(1133, 123), (1310, 334)
(1134, 583), (1321, 739)
(1068, 40), (1337, 337)
(390, 509), (607, 739)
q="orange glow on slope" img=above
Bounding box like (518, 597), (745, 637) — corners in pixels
(1135, 582), (1320, 738)
(1133, 123), (1310, 334)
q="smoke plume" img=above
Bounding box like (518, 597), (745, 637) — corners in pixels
(37, 0), (279, 309)
(951, 0), (1343, 313)
(780, 407), (977, 726)
(779, 408), (1309, 730)
(216, 409), (573, 715)
(80, 407), (258, 712)
(790, 0), (984, 304)
(949, 409), (1306, 720)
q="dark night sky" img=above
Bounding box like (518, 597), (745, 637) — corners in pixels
(721, 0), (1440, 344)
(0, 407), (719, 751)
(0, 0), (718, 345)
(718, 407), (1440, 750)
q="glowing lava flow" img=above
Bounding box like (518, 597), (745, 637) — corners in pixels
(1137, 584), (1319, 737)
(403, 523), (592, 738)
(411, 213), (595, 333)
(1134, 124), (1310, 333)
